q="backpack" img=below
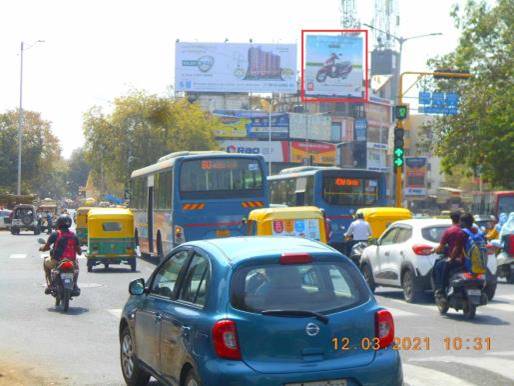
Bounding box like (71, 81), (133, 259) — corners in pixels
(462, 228), (487, 274)
(54, 230), (78, 260)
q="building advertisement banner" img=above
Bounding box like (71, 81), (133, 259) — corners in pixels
(289, 113), (332, 141)
(175, 42), (297, 93)
(290, 141), (336, 165)
(404, 157), (427, 196)
(214, 110), (289, 139)
(366, 142), (388, 172)
(212, 115), (250, 138)
(219, 140), (289, 163)
(304, 34), (364, 98)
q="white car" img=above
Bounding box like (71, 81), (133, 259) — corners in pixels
(360, 219), (497, 302)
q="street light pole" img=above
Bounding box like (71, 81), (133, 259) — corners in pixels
(17, 42), (24, 195)
(268, 103), (272, 175)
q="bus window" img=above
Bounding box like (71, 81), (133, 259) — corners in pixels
(155, 170), (172, 210)
(322, 177), (379, 206)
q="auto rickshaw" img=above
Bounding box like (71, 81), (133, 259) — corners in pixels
(355, 207), (413, 239)
(86, 208), (136, 272)
(75, 207), (92, 245)
(247, 206), (328, 243)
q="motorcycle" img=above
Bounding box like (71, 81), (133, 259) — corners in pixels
(316, 61), (352, 83)
(350, 240), (368, 267)
(38, 238), (80, 312)
(434, 255), (488, 319)
(492, 234), (514, 283)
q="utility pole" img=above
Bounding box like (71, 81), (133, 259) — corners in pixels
(17, 42), (24, 195)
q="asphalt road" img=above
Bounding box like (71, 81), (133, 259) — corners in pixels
(0, 230), (513, 386)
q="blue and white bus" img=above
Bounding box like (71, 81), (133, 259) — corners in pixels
(268, 166), (387, 251)
(130, 151), (268, 258)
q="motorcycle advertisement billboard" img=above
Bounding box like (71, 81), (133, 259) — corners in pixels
(288, 113), (332, 141)
(290, 141), (336, 165)
(219, 140), (290, 163)
(404, 157), (428, 196)
(303, 33), (364, 98)
(213, 110), (289, 139)
(175, 42), (297, 93)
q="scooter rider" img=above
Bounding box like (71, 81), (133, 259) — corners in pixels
(40, 214), (81, 295)
(345, 212), (372, 257)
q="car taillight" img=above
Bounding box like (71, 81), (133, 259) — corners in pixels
(60, 261), (74, 271)
(463, 272), (485, 280)
(375, 309), (394, 349)
(412, 244), (433, 256)
(212, 320), (241, 360)
(280, 253), (312, 265)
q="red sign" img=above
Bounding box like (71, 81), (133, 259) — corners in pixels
(335, 178), (360, 187)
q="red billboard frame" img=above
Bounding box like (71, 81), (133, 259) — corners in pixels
(301, 29), (369, 103)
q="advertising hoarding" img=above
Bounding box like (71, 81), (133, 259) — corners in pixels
(212, 115), (250, 138)
(404, 157), (428, 196)
(214, 110), (289, 139)
(290, 141), (336, 165)
(289, 113), (332, 141)
(366, 142), (388, 172)
(303, 34), (364, 98)
(175, 42), (297, 93)
(219, 140), (289, 163)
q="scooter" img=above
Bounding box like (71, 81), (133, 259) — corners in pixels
(38, 238), (80, 312)
(492, 234), (514, 283)
(350, 241), (368, 268)
(316, 61), (352, 83)
(435, 256), (488, 319)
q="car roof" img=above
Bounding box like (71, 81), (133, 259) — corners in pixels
(188, 236), (335, 265)
(392, 218), (452, 227)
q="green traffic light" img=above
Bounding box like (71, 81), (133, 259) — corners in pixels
(394, 158), (404, 167)
(394, 148), (404, 157)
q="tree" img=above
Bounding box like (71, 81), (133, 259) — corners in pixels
(66, 148), (91, 197)
(425, 0), (514, 189)
(83, 91), (222, 195)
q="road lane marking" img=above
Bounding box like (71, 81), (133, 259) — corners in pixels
(403, 363), (474, 386)
(9, 254), (26, 259)
(108, 309), (122, 318)
(410, 356), (514, 382)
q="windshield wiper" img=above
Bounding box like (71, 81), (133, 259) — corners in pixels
(261, 309), (329, 324)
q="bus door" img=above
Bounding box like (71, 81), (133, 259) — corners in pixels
(147, 175), (154, 253)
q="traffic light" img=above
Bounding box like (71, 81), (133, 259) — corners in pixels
(395, 105), (408, 120)
(393, 127), (405, 168)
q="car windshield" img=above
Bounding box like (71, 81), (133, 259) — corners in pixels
(231, 260), (369, 314)
(422, 226), (450, 243)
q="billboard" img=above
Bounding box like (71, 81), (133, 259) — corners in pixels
(405, 157), (428, 196)
(289, 113), (332, 141)
(290, 141), (336, 165)
(212, 115), (250, 138)
(175, 42), (297, 93)
(214, 110), (289, 139)
(303, 33), (365, 99)
(366, 142), (388, 172)
(219, 140), (290, 163)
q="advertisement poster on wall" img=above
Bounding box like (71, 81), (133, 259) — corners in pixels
(212, 115), (250, 138)
(290, 141), (336, 165)
(289, 113), (332, 141)
(404, 157), (428, 196)
(220, 140), (290, 163)
(214, 110), (289, 139)
(304, 34), (364, 98)
(175, 42), (297, 93)
(366, 142), (388, 172)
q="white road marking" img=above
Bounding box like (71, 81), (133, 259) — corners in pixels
(403, 363), (474, 386)
(108, 309), (122, 318)
(410, 356), (514, 382)
(9, 254), (26, 259)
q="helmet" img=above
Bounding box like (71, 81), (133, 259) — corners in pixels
(56, 214), (72, 230)
(356, 212), (364, 219)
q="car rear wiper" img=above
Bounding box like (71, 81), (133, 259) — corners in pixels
(261, 309), (329, 324)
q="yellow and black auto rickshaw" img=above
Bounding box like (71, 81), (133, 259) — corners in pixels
(247, 206), (328, 243)
(75, 207), (92, 246)
(355, 207), (413, 240)
(86, 208), (136, 272)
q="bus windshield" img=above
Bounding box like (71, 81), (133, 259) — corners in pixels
(498, 195), (514, 214)
(180, 158), (264, 199)
(322, 176), (379, 206)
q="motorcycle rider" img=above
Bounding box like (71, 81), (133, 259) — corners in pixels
(39, 214), (81, 295)
(325, 53), (340, 71)
(344, 212), (372, 257)
(432, 210), (467, 298)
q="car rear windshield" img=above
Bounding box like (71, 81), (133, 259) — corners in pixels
(231, 260), (369, 314)
(322, 176), (379, 206)
(422, 226), (449, 243)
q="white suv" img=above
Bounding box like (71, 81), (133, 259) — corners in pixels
(360, 219), (497, 302)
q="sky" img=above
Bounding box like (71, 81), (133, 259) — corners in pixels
(0, 0), (465, 158)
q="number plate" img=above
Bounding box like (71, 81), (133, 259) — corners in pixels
(216, 229), (230, 238)
(286, 381), (347, 386)
(467, 289), (481, 296)
(61, 273), (74, 280)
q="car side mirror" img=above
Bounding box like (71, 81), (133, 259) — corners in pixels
(37, 238), (46, 244)
(490, 239), (502, 248)
(129, 278), (146, 296)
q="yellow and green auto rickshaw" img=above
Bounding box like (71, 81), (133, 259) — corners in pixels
(75, 207), (92, 246)
(247, 206), (328, 243)
(355, 207), (413, 239)
(86, 208), (136, 272)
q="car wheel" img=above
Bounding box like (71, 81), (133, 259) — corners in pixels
(120, 327), (150, 386)
(402, 269), (421, 303)
(184, 368), (201, 386)
(485, 282), (497, 301)
(361, 263), (376, 293)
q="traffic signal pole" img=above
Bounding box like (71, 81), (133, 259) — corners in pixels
(394, 70), (471, 208)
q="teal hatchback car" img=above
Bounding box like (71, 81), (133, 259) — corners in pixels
(119, 237), (403, 386)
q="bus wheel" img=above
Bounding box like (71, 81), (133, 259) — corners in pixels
(156, 232), (163, 259)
